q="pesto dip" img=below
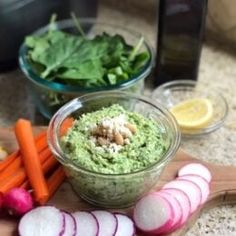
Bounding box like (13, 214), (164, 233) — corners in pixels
(61, 104), (167, 174)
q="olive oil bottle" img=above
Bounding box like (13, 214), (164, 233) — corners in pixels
(154, 0), (208, 86)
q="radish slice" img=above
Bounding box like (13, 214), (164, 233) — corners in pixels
(177, 174), (210, 204)
(178, 163), (212, 183)
(156, 191), (183, 233)
(73, 211), (98, 236)
(92, 210), (117, 236)
(161, 188), (191, 226)
(133, 194), (174, 234)
(62, 212), (77, 236)
(18, 206), (65, 236)
(163, 179), (202, 213)
(114, 213), (135, 236)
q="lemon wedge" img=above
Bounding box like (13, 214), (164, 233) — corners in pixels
(170, 98), (213, 129)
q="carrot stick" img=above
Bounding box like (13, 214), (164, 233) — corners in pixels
(0, 151), (19, 172)
(0, 130), (46, 172)
(20, 155), (59, 190)
(41, 166), (66, 204)
(0, 168), (25, 193)
(15, 119), (49, 203)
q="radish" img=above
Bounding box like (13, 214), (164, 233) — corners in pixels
(0, 192), (3, 209)
(133, 193), (174, 234)
(163, 179), (202, 213)
(92, 210), (117, 236)
(3, 188), (33, 216)
(62, 212), (77, 236)
(178, 163), (212, 183)
(114, 213), (135, 236)
(73, 211), (98, 236)
(156, 191), (183, 233)
(177, 174), (210, 204)
(161, 188), (191, 226)
(18, 206), (65, 236)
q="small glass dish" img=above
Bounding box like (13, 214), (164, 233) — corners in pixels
(152, 80), (228, 137)
(19, 18), (153, 119)
(48, 91), (180, 208)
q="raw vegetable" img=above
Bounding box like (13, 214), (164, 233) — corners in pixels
(133, 193), (174, 234)
(178, 163), (212, 183)
(163, 179), (202, 213)
(0, 192), (3, 209)
(18, 206), (65, 236)
(41, 166), (66, 204)
(177, 175), (210, 204)
(156, 191), (183, 233)
(2, 188), (33, 216)
(25, 15), (149, 87)
(15, 119), (49, 204)
(114, 213), (135, 236)
(160, 188), (191, 226)
(0, 151), (19, 172)
(61, 211), (77, 236)
(73, 211), (99, 236)
(92, 210), (117, 236)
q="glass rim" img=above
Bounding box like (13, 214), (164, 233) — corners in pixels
(18, 18), (154, 93)
(47, 91), (181, 177)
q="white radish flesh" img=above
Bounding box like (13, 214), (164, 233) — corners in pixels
(18, 206), (65, 236)
(163, 179), (202, 213)
(161, 188), (191, 226)
(177, 174), (210, 204)
(178, 163), (212, 183)
(73, 211), (98, 236)
(92, 210), (117, 236)
(114, 213), (135, 236)
(133, 194), (174, 234)
(62, 212), (77, 236)
(156, 191), (183, 233)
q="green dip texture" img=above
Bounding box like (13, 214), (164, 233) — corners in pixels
(61, 104), (167, 174)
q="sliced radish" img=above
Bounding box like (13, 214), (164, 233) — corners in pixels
(161, 188), (191, 226)
(18, 206), (65, 236)
(177, 174), (210, 204)
(114, 213), (135, 236)
(73, 211), (98, 236)
(178, 163), (212, 183)
(133, 193), (174, 234)
(62, 212), (77, 236)
(163, 179), (202, 213)
(156, 191), (183, 233)
(92, 210), (117, 236)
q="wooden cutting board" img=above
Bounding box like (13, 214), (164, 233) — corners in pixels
(0, 127), (236, 236)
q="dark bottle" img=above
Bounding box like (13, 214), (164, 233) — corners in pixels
(154, 0), (208, 86)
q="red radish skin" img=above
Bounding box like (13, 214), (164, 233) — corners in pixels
(92, 210), (117, 236)
(0, 192), (3, 209)
(62, 212), (77, 236)
(163, 179), (202, 213)
(18, 206), (65, 236)
(3, 188), (33, 216)
(161, 188), (191, 226)
(156, 191), (183, 233)
(114, 213), (135, 236)
(133, 194), (174, 235)
(73, 211), (98, 236)
(177, 174), (210, 204)
(178, 163), (212, 183)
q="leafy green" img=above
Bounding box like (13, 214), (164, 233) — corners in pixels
(25, 15), (150, 88)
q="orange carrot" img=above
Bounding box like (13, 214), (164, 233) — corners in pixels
(15, 119), (49, 204)
(0, 130), (46, 172)
(60, 117), (74, 136)
(41, 166), (66, 204)
(0, 168), (25, 193)
(20, 155), (59, 190)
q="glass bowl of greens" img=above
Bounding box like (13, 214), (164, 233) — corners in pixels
(19, 15), (153, 119)
(48, 91), (181, 208)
